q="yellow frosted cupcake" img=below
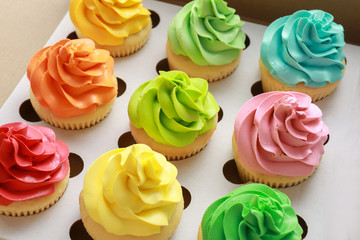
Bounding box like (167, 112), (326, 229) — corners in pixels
(0, 122), (70, 216)
(260, 10), (346, 101)
(69, 0), (152, 57)
(128, 71), (220, 160)
(167, 0), (246, 82)
(79, 144), (183, 240)
(27, 38), (117, 130)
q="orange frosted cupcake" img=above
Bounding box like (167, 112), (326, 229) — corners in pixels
(69, 0), (152, 57)
(0, 122), (70, 216)
(27, 38), (117, 130)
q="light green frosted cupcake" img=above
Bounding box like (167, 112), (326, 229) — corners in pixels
(199, 183), (303, 239)
(128, 70), (219, 160)
(167, 0), (246, 82)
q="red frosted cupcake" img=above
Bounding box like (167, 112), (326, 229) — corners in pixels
(0, 122), (70, 216)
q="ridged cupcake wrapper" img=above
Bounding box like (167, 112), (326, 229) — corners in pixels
(166, 143), (208, 161)
(40, 110), (111, 130)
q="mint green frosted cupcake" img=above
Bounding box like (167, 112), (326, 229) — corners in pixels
(128, 70), (219, 160)
(167, 0), (246, 82)
(199, 184), (303, 239)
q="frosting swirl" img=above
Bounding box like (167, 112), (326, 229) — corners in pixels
(69, 0), (151, 46)
(0, 122), (69, 206)
(27, 38), (117, 118)
(128, 71), (219, 146)
(234, 91), (328, 177)
(260, 10), (345, 87)
(168, 0), (245, 66)
(83, 144), (182, 236)
(201, 183), (302, 239)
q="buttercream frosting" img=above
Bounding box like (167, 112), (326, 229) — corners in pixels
(234, 91), (328, 177)
(201, 183), (303, 239)
(128, 70), (219, 146)
(260, 9), (345, 87)
(168, 0), (245, 66)
(83, 144), (182, 236)
(0, 122), (69, 206)
(27, 38), (117, 118)
(69, 0), (151, 46)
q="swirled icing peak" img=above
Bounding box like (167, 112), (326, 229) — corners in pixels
(27, 38), (117, 118)
(69, 0), (151, 45)
(83, 144), (182, 236)
(261, 10), (345, 87)
(0, 122), (69, 206)
(128, 71), (219, 146)
(234, 91), (328, 177)
(168, 0), (245, 66)
(201, 183), (302, 239)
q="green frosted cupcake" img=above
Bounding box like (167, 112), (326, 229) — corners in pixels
(199, 183), (303, 239)
(128, 70), (219, 160)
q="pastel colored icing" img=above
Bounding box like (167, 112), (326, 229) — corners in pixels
(168, 0), (245, 66)
(0, 122), (69, 206)
(128, 71), (219, 147)
(260, 9), (345, 87)
(69, 0), (151, 46)
(27, 38), (117, 118)
(234, 91), (329, 177)
(83, 144), (182, 236)
(201, 183), (303, 239)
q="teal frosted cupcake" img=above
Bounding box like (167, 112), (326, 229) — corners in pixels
(260, 10), (346, 101)
(167, 0), (246, 82)
(199, 184), (303, 239)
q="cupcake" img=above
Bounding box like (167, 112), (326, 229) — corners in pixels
(69, 0), (152, 57)
(128, 70), (219, 160)
(233, 91), (329, 188)
(0, 122), (70, 216)
(199, 183), (303, 239)
(167, 0), (246, 82)
(27, 38), (118, 130)
(79, 144), (183, 240)
(260, 10), (346, 101)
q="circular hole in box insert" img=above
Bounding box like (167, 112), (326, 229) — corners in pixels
(116, 77), (127, 98)
(69, 219), (93, 240)
(222, 159), (244, 184)
(244, 33), (251, 50)
(19, 99), (41, 122)
(150, 10), (160, 28)
(297, 215), (308, 239)
(69, 152), (84, 178)
(250, 80), (263, 97)
(324, 134), (329, 145)
(67, 31), (78, 40)
(181, 186), (191, 209)
(156, 58), (170, 74)
(217, 107), (223, 123)
(118, 131), (137, 148)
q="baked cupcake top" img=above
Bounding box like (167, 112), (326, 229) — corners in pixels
(0, 122), (69, 206)
(128, 70), (219, 147)
(69, 0), (151, 46)
(83, 144), (182, 236)
(260, 9), (345, 87)
(201, 183), (302, 239)
(27, 38), (117, 118)
(234, 91), (328, 177)
(168, 0), (245, 66)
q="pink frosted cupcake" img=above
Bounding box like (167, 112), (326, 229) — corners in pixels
(233, 91), (329, 187)
(0, 122), (70, 216)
